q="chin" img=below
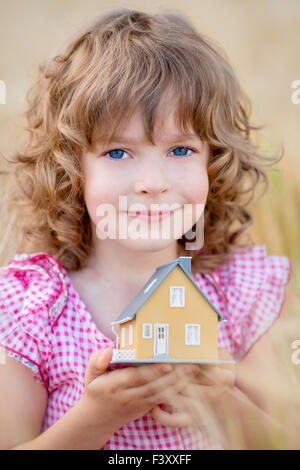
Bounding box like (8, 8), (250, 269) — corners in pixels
(117, 237), (179, 253)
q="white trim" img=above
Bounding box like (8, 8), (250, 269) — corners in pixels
(154, 324), (169, 355)
(185, 324), (200, 345)
(111, 324), (120, 351)
(143, 323), (152, 338)
(170, 286), (185, 307)
(144, 278), (157, 293)
(111, 316), (133, 326)
(129, 325), (133, 345)
(121, 327), (126, 348)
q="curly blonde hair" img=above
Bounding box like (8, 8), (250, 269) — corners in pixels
(4, 8), (282, 273)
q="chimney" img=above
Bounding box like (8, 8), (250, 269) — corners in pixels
(178, 256), (192, 275)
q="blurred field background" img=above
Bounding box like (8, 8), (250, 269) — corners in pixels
(0, 0), (299, 449)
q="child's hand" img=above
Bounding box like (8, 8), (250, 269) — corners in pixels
(149, 348), (235, 428)
(79, 347), (194, 434)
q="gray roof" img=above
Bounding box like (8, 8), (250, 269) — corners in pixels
(111, 256), (226, 326)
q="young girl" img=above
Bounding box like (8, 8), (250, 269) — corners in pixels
(0, 9), (292, 450)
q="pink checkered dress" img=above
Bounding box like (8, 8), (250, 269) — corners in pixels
(0, 246), (292, 449)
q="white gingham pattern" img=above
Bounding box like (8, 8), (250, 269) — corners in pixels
(0, 246), (291, 449)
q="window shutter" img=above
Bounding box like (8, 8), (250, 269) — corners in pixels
(129, 325), (133, 345)
(121, 328), (126, 347)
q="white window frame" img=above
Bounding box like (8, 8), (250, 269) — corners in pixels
(185, 324), (200, 345)
(170, 286), (185, 307)
(129, 325), (133, 346)
(143, 323), (152, 339)
(121, 327), (126, 347)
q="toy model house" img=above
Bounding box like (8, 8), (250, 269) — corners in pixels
(110, 256), (232, 365)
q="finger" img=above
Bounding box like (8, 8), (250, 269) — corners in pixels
(199, 367), (235, 387)
(159, 390), (214, 427)
(161, 382), (234, 429)
(172, 364), (215, 386)
(178, 382), (217, 404)
(177, 382), (236, 416)
(175, 364), (235, 387)
(149, 404), (196, 427)
(150, 394), (225, 431)
(146, 371), (193, 404)
(196, 348), (235, 383)
(166, 388), (200, 413)
(124, 368), (193, 405)
(84, 347), (113, 386)
(109, 363), (174, 391)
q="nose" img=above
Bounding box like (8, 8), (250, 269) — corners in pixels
(134, 156), (171, 195)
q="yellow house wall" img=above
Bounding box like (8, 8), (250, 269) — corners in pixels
(135, 266), (219, 360)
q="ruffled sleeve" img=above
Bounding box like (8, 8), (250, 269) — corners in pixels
(0, 252), (68, 390)
(215, 244), (292, 360)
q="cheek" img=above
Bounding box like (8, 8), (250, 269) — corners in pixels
(180, 169), (209, 205)
(82, 164), (120, 209)
(83, 177), (121, 227)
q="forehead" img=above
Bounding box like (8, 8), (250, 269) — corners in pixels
(94, 103), (197, 148)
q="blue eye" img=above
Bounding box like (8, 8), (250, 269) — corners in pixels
(171, 147), (193, 157)
(106, 149), (126, 159)
(102, 146), (194, 160)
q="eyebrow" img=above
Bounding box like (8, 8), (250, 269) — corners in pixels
(103, 133), (201, 145)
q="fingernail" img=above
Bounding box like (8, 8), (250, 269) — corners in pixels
(161, 364), (172, 373)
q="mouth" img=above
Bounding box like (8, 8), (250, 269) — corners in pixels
(125, 210), (176, 222)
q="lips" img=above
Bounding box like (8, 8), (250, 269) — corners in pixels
(126, 210), (175, 222)
(127, 210), (174, 216)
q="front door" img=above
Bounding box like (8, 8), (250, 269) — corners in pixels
(154, 324), (169, 356)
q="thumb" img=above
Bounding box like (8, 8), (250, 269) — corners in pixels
(84, 347), (113, 386)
